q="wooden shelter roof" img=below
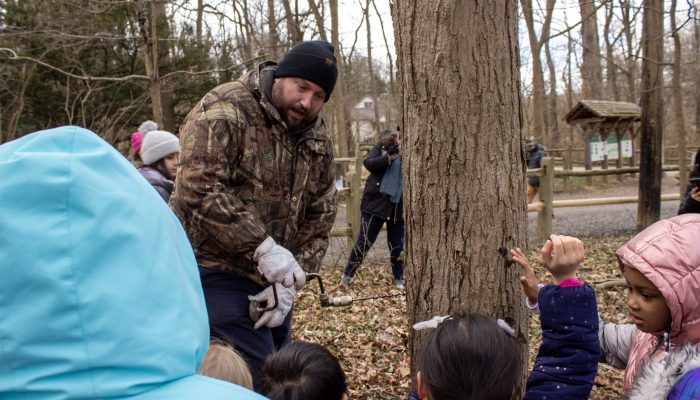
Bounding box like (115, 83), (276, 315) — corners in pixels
(564, 100), (641, 125)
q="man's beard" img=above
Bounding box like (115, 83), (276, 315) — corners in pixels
(282, 103), (311, 130)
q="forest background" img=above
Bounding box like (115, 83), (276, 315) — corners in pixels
(1, 0), (698, 158)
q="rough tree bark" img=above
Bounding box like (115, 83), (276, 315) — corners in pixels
(393, 0), (527, 393)
(637, 0), (664, 230)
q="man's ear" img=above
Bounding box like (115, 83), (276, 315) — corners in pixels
(417, 371), (428, 399)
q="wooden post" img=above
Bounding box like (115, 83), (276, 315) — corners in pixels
(563, 145), (572, 190)
(349, 147), (364, 244)
(616, 130), (624, 182)
(584, 130), (593, 187)
(537, 157), (554, 240)
(345, 171), (359, 254)
(600, 129), (609, 185)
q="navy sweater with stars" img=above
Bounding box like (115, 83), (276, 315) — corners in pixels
(524, 284), (600, 400)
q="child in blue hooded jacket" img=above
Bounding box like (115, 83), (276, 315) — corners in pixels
(0, 126), (263, 399)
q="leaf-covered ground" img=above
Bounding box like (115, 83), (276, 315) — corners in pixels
(293, 235), (633, 399)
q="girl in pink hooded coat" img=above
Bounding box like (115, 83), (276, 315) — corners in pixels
(600, 213), (700, 399)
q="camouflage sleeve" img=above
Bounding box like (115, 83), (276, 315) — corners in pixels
(172, 101), (267, 266)
(293, 143), (338, 273)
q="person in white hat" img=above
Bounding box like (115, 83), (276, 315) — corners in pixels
(138, 129), (180, 202)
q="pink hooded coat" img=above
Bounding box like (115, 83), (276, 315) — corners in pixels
(615, 214), (700, 391)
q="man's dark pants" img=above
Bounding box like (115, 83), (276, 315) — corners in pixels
(343, 211), (405, 281)
(199, 266), (292, 390)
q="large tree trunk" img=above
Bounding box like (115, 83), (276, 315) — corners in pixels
(579, 0), (603, 99)
(637, 0), (664, 230)
(393, 0), (527, 393)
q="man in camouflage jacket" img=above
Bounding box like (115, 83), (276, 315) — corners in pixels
(170, 41), (338, 387)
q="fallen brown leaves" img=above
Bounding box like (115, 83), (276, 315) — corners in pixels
(293, 235), (632, 399)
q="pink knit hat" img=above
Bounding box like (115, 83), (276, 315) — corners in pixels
(131, 132), (143, 153)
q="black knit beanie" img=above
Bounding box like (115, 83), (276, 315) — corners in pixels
(275, 40), (338, 102)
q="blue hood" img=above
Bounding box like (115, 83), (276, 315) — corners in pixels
(0, 127), (264, 399)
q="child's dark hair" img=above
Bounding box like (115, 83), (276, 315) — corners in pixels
(417, 312), (521, 400)
(259, 341), (347, 400)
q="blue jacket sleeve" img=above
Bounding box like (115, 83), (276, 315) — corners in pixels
(668, 367), (700, 400)
(524, 284), (600, 400)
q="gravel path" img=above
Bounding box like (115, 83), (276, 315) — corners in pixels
(322, 174), (685, 270)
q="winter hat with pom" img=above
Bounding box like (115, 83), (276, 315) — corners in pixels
(140, 130), (180, 165)
(139, 120), (159, 136)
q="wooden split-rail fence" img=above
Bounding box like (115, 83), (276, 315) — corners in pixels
(331, 150), (691, 253)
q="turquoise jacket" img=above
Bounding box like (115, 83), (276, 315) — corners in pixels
(0, 126), (265, 399)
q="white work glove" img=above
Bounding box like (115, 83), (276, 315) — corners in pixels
(248, 284), (296, 329)
(254, 236), (306, 290)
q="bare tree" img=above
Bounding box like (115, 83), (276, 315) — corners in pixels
(637, 0), (664, 230)
(393, 0), (527, 393)
(307, 0), (327, 40)
(545, 39), (560, 146)
(266, 0), (282, 60)
(579, 0), (603, 99)
(620, 0), (640, 103)
(371, 0), (396, 128)
(196, 0), (204, 43)
(670, 0), (689, 192)
(281, 0), (303, 44)
(520, 0), (555, 144)
(135, 0), (164, 128)
(603, 0), (621, 101)
(329, 0), (348, 158)
(365, 0), (380, 130)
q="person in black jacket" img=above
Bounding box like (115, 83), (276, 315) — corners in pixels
(526, 137), (545, 204)
(678, 150), (700, 215)
(340, 129), (404, 290)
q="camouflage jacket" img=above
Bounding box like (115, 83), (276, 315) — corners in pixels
(170, 62), (337, 285)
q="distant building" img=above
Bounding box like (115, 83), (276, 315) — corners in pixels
(350, 96), (386, 143)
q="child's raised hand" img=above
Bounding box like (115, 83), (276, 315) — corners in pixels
(540, 235), (584, 284)
(510, 247), (540, 304)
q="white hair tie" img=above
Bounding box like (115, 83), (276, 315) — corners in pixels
(412, 315), (516, 338)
